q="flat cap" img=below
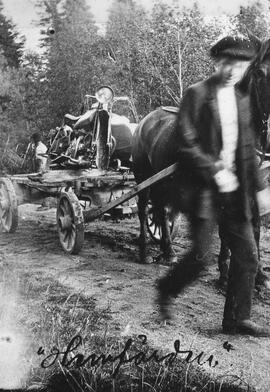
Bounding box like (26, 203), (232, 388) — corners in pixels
(210, 36), (257, 60)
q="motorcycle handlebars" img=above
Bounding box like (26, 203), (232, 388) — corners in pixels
(113, 96), (129, 101)
(85, 94), (130, 103)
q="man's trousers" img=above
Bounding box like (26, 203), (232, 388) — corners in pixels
(158, 190), (258, 323)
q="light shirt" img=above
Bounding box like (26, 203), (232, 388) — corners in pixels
(35, 141), (48, 171)
(216, 84), (239, 192)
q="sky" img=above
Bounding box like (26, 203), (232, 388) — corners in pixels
(1, 0), (266, 51)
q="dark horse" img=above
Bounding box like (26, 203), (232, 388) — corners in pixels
(132, 37), (270, 268)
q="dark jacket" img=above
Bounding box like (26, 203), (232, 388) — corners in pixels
(176, 74), (265, 220)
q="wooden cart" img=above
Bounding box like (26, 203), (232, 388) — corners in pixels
(0, 164), (178, 254)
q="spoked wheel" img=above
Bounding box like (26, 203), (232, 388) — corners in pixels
(0, 178), (18, 233)
(57, 190), (84, 254)
(146, 200), (179, 244)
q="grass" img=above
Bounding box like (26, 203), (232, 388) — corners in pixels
(11, 272), (255, 392)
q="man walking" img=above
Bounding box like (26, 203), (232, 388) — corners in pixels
(157, 35), (270, 336)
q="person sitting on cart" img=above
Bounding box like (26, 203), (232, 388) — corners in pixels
(30, 132), (48, 174)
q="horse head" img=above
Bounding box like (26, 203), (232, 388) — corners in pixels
(239, 37), (270, 152)
(251, 39), (270, 114)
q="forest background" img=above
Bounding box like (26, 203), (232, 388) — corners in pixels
(1, 0), (270, 150)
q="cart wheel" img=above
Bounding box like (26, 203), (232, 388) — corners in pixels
(0, 178), (18, 233)
(146, 201), (179, 243)
(57, 190), (84, 254)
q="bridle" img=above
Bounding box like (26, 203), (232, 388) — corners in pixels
(248, 40), (270, 160)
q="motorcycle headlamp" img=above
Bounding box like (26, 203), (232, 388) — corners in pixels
(95, 86), (114, 104)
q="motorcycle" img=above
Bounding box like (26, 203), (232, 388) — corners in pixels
(48, 86), (138, 170)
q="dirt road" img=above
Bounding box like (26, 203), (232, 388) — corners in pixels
(1, 204), (270, 391)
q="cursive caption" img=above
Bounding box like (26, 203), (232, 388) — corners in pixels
(37, 334), (223, 377)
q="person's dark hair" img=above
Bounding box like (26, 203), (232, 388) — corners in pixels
(31, 132), (42, 143)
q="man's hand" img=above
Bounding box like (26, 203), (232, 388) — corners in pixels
(214, 168), (239, 193)
(214, 160), (225, 173)
(256, 188), (270, 217)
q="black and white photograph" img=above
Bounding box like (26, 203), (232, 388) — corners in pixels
(1, 0), (270, 391)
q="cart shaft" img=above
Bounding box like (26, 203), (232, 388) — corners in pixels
(83, 162), (179, 222)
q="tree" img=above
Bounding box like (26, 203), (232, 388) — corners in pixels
(105, 0), (151, 117)
(234, 1), (270, 39)
(128, 1), (223, 112)
(0, 0), (24, 68)
(16, 52), (50, 137)
(0, 50), (50, 153)
(36, 0), (64, 51)
(36, 0), (103, 129)
(0, 54), (27, 149)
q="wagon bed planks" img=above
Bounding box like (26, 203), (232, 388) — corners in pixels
(7, 160), (270, 191)
(8, 168), (135, 189)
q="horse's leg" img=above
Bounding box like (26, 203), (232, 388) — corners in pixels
(218, 226), (230, 289)
(137, 189), (152, 264)
(253, 213), (270, 287)
(157, 205), (177, 264)
(218, 209), (270, 289)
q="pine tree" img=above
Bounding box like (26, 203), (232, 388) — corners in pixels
(36, 0), (102, 128)
(36, 0), (64, 50)
(0, 0), (24, 68)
